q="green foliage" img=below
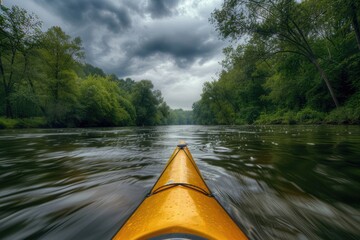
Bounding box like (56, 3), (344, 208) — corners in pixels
(325, 94), (360, 124)
(10, 83), (42, 118)
(118, 78), (136, 93)
(118, 96), (136, 124)
(3, 3), (359, 127)
(255, 108), (327, 125)
(157, 102), (171, 125)
(0, 117), (47, 129)
(192, 100), (216, 125)
(295, 108), (325, 124)
(255, 110), (297, 125)
(14, 117), (48, 128)
(0, 5), (42, 118)
(194, 0), (360, 125)
(78, 75), (134, 126)
(0, 117), (17, 129)
(131, 80), (160, 126)
(35, 27), (84, 127)
(0, 5), (174, 128)
(169, 109), (193, 125)
(81, 63), (106, 77)
(325, 107), (359, 124)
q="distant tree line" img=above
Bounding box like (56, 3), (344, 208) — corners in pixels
(0, 5), (194, 128)
(193, 0), (360, 124)
(169, 109), (193, 125)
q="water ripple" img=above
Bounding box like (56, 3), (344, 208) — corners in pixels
(0, 125), (359, 239)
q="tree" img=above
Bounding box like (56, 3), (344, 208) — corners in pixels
(192, 100), (216, 125)
(118, 78), (136, 93)
(78, 75), (135, 126)
(38, 26), (83, 126)
(81, 63), (106, 77)
(327, 0), (360, 51)
(0, 5), (42, 117)
(211, 0), (340, 108)
(131, 80), (159, 126)
(193, 42), (269, 125)
(169, 109), (193, 125)
(157, 102), (171, 125)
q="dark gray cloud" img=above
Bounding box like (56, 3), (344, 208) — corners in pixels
(8, 0), (225, 109)
(131, 32), (220, 68)
(34, 0), (132, 33)
(146, 0), (181, 18)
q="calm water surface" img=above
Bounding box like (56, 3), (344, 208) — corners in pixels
(0, 125), (359, 240)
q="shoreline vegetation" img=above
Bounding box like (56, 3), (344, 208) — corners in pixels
(1, 2), (360, 129)
(0, 5), (192, 128)
(192, 0), (360, 125)
(0, 107), (358, 130)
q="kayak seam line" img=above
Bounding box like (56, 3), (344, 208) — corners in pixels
(182, 148), (202, 178)
(182, 148), (214, 195)
(148, 183), (214, 197)
(112, 148), (183, 239)
(149, 148), (181, 194)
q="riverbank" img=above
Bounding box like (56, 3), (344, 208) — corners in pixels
(1, 108), (359, 130)
(0, 117), (48, 129)
(255, 107), (360, 125)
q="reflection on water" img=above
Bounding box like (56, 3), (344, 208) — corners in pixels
(0, 125), (359, 239)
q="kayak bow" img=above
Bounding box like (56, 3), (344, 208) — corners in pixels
(113, 142), (248, 240)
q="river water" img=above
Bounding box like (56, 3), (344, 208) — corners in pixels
(0, 125), (359, 240)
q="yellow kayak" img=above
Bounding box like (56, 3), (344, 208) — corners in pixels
(113, 142), (248, 240)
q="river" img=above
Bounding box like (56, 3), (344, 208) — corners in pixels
(0, 125), (359, 239)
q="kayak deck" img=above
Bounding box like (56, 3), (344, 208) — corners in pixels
(113, 143), (248, 240)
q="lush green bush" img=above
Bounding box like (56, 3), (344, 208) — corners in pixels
(325, 94), (360, 124)
(295, 108), (325, 124)
(0, 118), (18, 129)
(325, 107), (360, 124)
(79, 76), (128, 126)
(255, 106), (359, 125)
(0, 117), (47, 129)
(15, 117), (48, 128)
(255, 110), (297, 125)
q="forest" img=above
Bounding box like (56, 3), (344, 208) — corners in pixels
(193, 0), (360, 125)
(0, 5), (191, 128)
(1, 1), (360, 128)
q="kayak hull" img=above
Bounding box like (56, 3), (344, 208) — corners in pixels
(113, 144), (247, 240)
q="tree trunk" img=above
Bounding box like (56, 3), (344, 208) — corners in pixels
(5, 95), (13, 118)
(23, 53), (47, 116)
(283, 15), (341, 108)
(350, 1), (360, 51)
(28, 77), (47, 115)
(0, 52), (13, 118)
(2, 49), (17, 118)
(312, 58), (340, 108)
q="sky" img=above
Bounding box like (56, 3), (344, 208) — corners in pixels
(5, 0), (228, 110)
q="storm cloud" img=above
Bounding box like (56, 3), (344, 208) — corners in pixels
(7, 0), (226, 109)
(128, 18), (222, 68)
(34, 0), (133, 32)
(146, 0), (181, 18)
